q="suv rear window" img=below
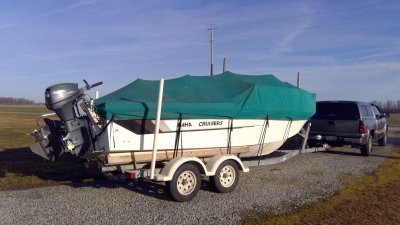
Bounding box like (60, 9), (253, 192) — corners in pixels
(361, 105), (373, 117)
(312, 103), (359, 120)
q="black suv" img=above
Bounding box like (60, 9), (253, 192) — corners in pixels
(308, 101), (388, 156)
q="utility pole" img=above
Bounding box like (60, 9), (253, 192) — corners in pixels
(223, 57), (227, 73)
(208, 25), (216, 76)
(297, 72), (300, 88)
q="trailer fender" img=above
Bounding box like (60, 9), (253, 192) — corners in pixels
(155, 157), (209, 182)
(206, 155), (250, 176)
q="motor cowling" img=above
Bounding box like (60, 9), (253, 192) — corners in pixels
(45, 83), (81, 121)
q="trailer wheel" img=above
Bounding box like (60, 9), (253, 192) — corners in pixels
(167, 163), (201, 202)
(211, 160), (239, 193)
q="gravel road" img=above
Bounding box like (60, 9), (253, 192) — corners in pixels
(0, 143), (391, 225)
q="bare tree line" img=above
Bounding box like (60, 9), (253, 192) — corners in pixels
(1, 96), (399, 114)
(0, 97), (35, 105)
(372, 100), (400, 113)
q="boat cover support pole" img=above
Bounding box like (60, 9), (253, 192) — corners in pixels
(283, 118), (293, 140)
(257, 115), (269, 166)
(150, 79), (164, 180)
(174, 113), (183, 158)
(226, 117), (233, 154)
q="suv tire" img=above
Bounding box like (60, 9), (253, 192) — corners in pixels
(360, 136), (372, 156)
(378, 131), (387, 146)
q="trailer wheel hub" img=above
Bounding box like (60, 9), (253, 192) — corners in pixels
(219, 165), (235, 188)
(177, 170), (197, 195)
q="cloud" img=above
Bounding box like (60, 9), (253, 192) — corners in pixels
(0, 23), (14, 29)
(266, 61), (400, 102)
(272, 16), (314, 55)
(36, 0), (98, 18)
(354, 47), (400, 61)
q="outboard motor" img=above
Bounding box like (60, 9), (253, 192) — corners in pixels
(30, 80), (102, 161)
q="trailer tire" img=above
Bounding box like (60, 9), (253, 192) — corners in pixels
(167, 163), (201, 202)
(211, 160), (239, 193)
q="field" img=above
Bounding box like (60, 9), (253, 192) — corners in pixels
(0, 105), (100, 190)
(0, 105), (50, 150)
(1, 106), (400, 224)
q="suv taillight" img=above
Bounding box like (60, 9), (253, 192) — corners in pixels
(359, 120), (367, 134)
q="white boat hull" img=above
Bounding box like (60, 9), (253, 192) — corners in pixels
(95, 118), (307, 158)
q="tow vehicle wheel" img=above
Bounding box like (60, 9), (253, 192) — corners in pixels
(168, 163), (201, 202)
(378, 131), (387, 146)
(361, 136), (372, 156)
(211, 160), (239, 193)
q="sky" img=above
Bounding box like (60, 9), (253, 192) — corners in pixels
(0, 0), (399, 103)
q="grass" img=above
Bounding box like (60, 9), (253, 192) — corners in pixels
(0, 105), (51, 149)
(244, 114), (400, 225)
(388, 113), (400, 126)
(0, 105), (100, 190)
(0, 105), (50, 114)
(0, 113), (42, 150)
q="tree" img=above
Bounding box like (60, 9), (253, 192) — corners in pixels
(0, 97), (35, 105)
(372, 99), (400, 113)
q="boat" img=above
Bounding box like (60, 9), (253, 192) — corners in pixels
(30, 71), (316, 166)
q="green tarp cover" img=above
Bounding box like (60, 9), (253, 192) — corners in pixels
(95, 71), (316, 121)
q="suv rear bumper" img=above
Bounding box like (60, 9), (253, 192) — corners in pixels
(308, 133), (368, 147)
